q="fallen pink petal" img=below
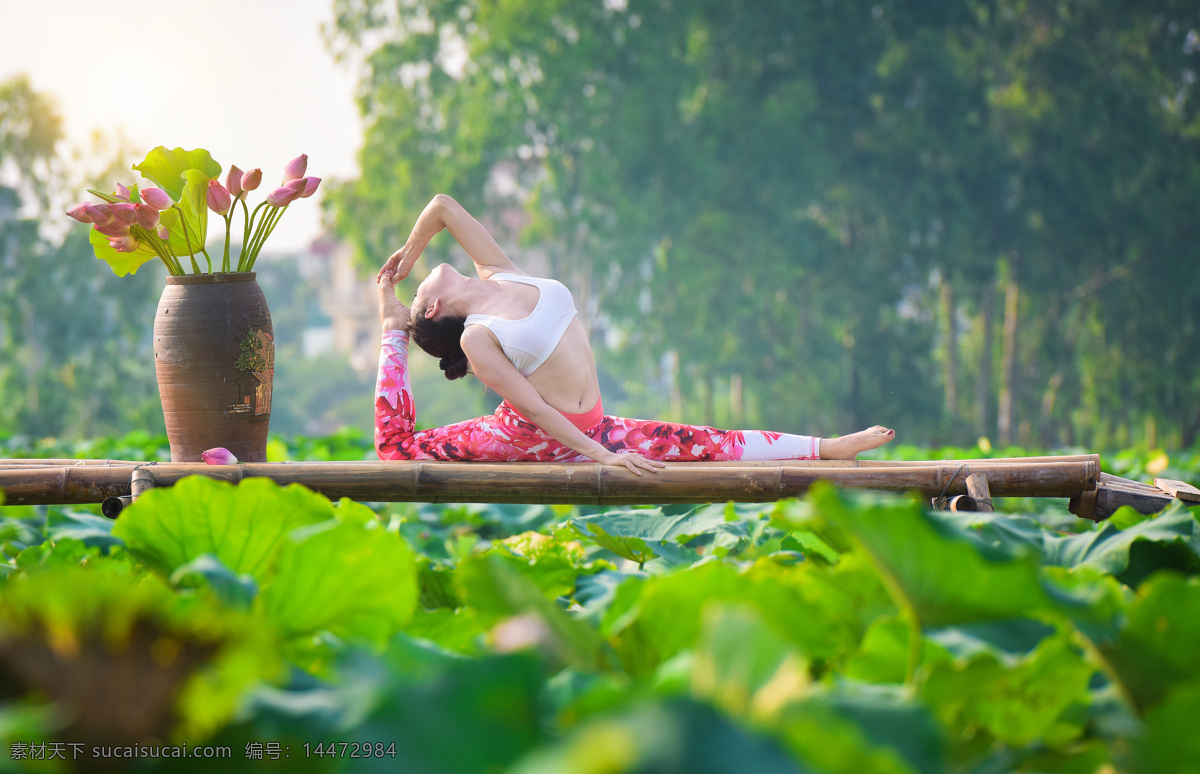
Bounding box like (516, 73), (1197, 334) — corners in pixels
(200, 447), (239, 465)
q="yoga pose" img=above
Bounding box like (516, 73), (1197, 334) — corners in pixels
(374, 194), (894, 474)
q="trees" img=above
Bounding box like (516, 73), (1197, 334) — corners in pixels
(0, 76), (162, 441)
(327, 0), (1200, 448)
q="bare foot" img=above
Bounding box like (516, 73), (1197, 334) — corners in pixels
(378, 273), (410, 331)
(819, 426), (895, 460)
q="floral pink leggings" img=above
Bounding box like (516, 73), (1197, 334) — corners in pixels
(374, 331), (820, 462)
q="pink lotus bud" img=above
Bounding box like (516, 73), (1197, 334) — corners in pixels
(109, 233), (141, 252)
(157, 224), (170, 240)
(225, 165), (244, 199)
(206, 179), (232, 215)
(113, 183), (131, 202)
(140, 187), (173, 210)
(134, 203), (159, 230)
(94, 219), (130, 238)
(241, 168), (262, 192)
(284, 178), (307, 195)
(201, 447), (238, 465)
(266, 185), (301, 207)
(66, 203), (94, 223)
(85, 203), (115, 227)
(111, 202), (138, 225)
(281, 154), (307, 183)
(299, 176), (321, 198)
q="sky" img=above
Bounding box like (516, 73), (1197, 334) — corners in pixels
(0, 0), (363, 252)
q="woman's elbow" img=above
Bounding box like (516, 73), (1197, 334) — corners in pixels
(431, 193), (460, 213)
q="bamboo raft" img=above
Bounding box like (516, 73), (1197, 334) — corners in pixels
(1, 454), (1195, 522)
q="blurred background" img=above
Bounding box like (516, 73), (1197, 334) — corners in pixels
(0, 0), (1197, 451)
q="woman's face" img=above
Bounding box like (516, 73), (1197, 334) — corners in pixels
(413, 263), (461, 318)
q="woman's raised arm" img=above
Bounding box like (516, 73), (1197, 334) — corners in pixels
(378, 194), (520, 283)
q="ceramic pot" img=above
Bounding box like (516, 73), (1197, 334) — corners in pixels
(153, 272), (274, 462)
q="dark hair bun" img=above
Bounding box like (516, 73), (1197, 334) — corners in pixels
(440, 354), (470, 380)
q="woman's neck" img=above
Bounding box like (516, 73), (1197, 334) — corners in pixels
(450, 275), (500, 318)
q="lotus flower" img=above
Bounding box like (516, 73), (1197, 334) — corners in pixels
(281, 154), (307, 183)
(241, 167), (262, 192)
(201, 447), (238, 465)
(266, 185), (301, 207)
(140, 187), (173, 210)
(299, 176), (321, 199)
(206, 179), (232, 215)
(157, 224), (170, 240)
(113, 183), (131, 202)
(111, 202), (138, 225)
(85, 203), (115, 226)
(225, 165), (244, 198)
(134, 203), (159, 230)
(66, 203), (94, 223)
(93, 219), (129, 238)
(108, 233), (140, 252)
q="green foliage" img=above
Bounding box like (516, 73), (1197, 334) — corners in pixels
(328, 0), (1200, 449)
(1, 438), (1199, 770)
(132, 146), (222, 201)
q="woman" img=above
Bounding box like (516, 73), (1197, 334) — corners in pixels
(374, 194), (894, 475)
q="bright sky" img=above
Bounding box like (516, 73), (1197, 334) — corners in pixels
(0, 0), (363, 252)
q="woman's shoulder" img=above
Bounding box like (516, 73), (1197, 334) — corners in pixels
(480, 267), (530, 281)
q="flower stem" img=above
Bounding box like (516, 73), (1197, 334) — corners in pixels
(245, 204), (286, 271)
(171, 205), (202, 274)
(222, 210), (232, 272)
(237, 198), (253, 269)
(132, 226), (180, 275)
(239, 201), (270, 271)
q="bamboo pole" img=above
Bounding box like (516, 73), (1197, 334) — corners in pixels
(0, 457), (1099, 507)
(0, 458), (147, 467)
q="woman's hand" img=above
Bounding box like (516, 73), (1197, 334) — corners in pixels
(378, 243), (417, 284)
(595, 449), (667, 476)
(378, 271), (411, 331)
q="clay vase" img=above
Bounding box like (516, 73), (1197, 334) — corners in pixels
(153, 273), (274, 462)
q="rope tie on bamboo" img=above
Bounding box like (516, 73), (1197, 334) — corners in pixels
(935, 463), (968, 508)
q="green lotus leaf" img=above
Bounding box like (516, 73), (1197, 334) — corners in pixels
(133, 146), (221, 200)
(44, 508), (121, 551)
(920, 630), (1093, 748)
(571, 504), (743, 544)
(157, 168), (211, 261)
(691, 604), (809, 720)
(88, 226), (161, 277)
(170, 554), (258, 610)
(366, 647), (549, 774)
(843, 616), (956, 684)
(1130, 682), (1200, 774)
(510, 699), (803, 774)
(1091, 572), (1200, 714)
(112, 476), (334, 582)
(573, 522), (655, 566)
(458, 553), (604, 670)
(777, 685), (942, 774)
(811, 485), (1054, 627)
(259, 514), (417, 648)
(1040, 504), (1200, 587)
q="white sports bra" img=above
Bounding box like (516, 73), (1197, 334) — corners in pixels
(464, 273), (578, 376)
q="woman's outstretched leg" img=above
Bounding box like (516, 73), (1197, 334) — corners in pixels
(586, 415), (894, 461)
(818, 427), (896, 459)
